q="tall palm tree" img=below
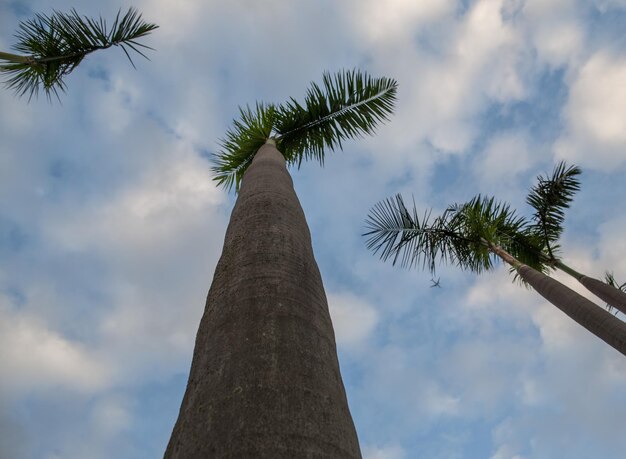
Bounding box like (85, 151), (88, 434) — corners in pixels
(0, 7), (157, 100)
(165, 70), (397, 458)
(364, 194), (626, 356)
(526, 162), (626, 315)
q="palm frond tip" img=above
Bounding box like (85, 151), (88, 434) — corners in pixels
(213, 69), (398, 191)
(365, 194), (547, 279)
(275, 70), (398, 166)
(526, 161), (581, 258)
(364, 194), (478, 273)
(0, 7), (158, 100)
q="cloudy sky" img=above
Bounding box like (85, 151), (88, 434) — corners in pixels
(2, 0), (626, 458)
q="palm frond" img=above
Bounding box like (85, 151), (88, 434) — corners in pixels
(365, 194), (547, 281)
(526, 161), (581, 259)
(364, 194), (490, 274)
(0, 7), (158, 100)
(275, 70), (398, 166)
(212, 103), (278, 191)
(212, 69), (398, 191)
(453, 196), (546, 270)
(365, 194), (438, 271)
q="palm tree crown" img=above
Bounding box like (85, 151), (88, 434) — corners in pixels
(0, 7), (157, 100)
(365, 193), (544, 277)
(212, 70), (398, 190)
(364, 164), (626, 356)
(526, 161), (581, 260)
(525, 163), (626, 314)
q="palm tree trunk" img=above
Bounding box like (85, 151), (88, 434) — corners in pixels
(554, 260), (626, 315)
(164, 142), (362, 458)
(579, 276), (626, 315)
(488, 243), (626, 355)
(517, 265), (626, 355)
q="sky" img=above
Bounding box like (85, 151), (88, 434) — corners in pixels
(1, 0), (626, 458)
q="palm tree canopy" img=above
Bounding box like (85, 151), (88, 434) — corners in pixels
(0, 7), (158, 100)
(364, 194), (545, 277)
(212, 70), (398, 191)
(526, 161), (581, 259)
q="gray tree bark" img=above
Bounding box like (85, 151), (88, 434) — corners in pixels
(554, 260), (626, 315)
(579, 275), (626, 315)
(517, 265), (626, 356)
(165, 143), (362, 458)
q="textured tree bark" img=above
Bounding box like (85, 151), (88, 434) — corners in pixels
(517, 265), (626, 356)
(578, 276), (626, 316)
(553, 260), (626, 315)
(165, 143), (362, 458)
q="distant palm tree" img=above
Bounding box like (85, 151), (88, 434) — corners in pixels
(365, 194), (626, 356)
(0, 8), (157, 100)
(605, 272), (626, 314)
(526, 162), (626, 315)
(165, 70), (397, 458)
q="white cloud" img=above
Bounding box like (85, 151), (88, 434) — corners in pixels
(460, 0), (527, 102)
(436, 271), (552, 416)
(597, 215), (626, 276)
(531, 298), (587, 353)
(460, 268), (537, 334)
(47, 137), (224, 255)
(339, 0), (531, 164)
(327, 292), (379, 349)
(91, 395), (133, 439)
(33, 137), (229, 381)
(592, 0), (626, 11)
(490, 418), (526, 459)
(555, 52), (626, 170)
(461, 264), (626, 457)
(84, 77), (143, 135)
(490, 447), (525, 459)
(471, 132), (536, 198)
(97, 279), (208, 382)
(569, 54), (626, 144)
(488, 303), (626, 457)
(353, 343), (461, 436)
(0, 90), (37, 135)
(139, 0), (207, 42)
(532, 21), (584, 67)
(523, 0), (585, 67)
(404, 0), (527, 154)
(0, 302), (111, 395)
(363, 444), (407, 459)
(353, 0), (455, 45)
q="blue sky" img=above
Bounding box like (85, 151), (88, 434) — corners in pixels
(1, 0), (626, 458)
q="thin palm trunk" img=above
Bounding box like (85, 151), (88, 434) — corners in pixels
(552, 260), (626, 315)
(489, 245), (626, 356)
(165, 142), (361, 458)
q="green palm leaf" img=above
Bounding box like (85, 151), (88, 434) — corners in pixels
(365, 194), (446, 271)
(364, 194), (485, 274)
(449, 195), (547, 280)
(0, 7), (158, 100)
(526, 161), (581, 259)
(211, 103), (278, 191)
(365, 194), (546, 279)
(213, 69), (398, 191)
